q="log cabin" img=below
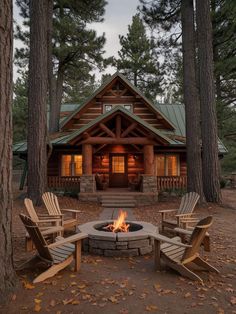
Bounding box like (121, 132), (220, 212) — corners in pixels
(14, 72), (227, 203)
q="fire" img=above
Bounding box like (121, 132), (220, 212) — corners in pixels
(104, 210), (130, 233)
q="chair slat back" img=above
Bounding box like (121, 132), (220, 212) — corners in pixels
(178, 192), (199, 215)
(19, 214), (53, 262)
(181, 216), (213, 262)
(42, 192), (61, 215)
(24, 198), (39, 223)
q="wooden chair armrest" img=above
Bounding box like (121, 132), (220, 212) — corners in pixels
(61, 209), (82, 213)
(180, 218), (199, 223)
(38, 218), (61, 223)
(150, 233), (191, 248)
(174, 227), (193, 235)
(175, 213), (197, 217)
(41, 226), (64, 236)
(159, 209), (177, 214)
(47, 233), (88, 249)
(38, 214), (63, 218)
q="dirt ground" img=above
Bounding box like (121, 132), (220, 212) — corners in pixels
(0, 189), (236, 314)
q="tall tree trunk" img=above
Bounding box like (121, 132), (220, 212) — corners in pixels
(28, 0), (48, 205)
(49, 66), (64, 133)
(0, 0), (16, 301)
(181, 0), (204, 202)
(196, 0), (222, 203)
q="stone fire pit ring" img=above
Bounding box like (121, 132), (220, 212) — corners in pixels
(78, 220), (157, 257)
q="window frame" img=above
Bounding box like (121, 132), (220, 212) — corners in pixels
(156, 154), (180, 176)
(61, 154), (83, 177)
(103, 103), (133, 113)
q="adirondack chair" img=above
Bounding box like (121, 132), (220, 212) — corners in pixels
(24, 198), (64, 251)
(160, 192), (200, 232)
(174, 216), (211, 252)
(19, 214), (87, 283)
(152, 216), (219, 282)
(42, 192), (81, 231)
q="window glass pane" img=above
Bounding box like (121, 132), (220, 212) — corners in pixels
(124, 104), (132, 111)
(105, 105), (112, 112)
(74, 155), (83, 175)
(61, 155), (71, 176)
(167, 155), (178, 176)
(112, 156), (125, 173)
(156, 155), (165, 176)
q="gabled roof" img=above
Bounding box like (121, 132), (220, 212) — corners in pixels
(60, 72), (175, 130)
(53, 105), (172, 145)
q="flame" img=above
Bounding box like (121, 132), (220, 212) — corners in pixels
(104, 210), (130, 233)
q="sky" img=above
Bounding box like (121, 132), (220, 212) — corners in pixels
(13, 0), (140, 80)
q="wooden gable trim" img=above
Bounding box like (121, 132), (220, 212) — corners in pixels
(61, 73), (175, 131)
(68, 110), (169, 146)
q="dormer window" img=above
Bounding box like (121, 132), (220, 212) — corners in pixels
(124, 104), (132, 112)
(103, 104), (133, 113)
(105, 105), (112, 112)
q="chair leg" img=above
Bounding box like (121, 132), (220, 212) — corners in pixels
(33, 255), (73, 283)
(194, 256), (219, 273)
(203, 236), (210, 252)
(25, 237), (34, 252)
(16, 255), (41, 271)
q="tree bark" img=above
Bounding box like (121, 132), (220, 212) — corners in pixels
(196, 0), (222, 203)
(181, 0), (204, 202)
(27, 0), (48, 205)
(0, 0), (16, 301)
(49, 66), (64, 133)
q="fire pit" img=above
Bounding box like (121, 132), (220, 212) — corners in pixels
(78, 210), (157, 257)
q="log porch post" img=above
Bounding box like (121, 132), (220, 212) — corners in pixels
(143, 144), (154, 175)
(82, 143), (92, 174)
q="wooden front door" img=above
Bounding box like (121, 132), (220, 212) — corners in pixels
(109, 154), (128, 187)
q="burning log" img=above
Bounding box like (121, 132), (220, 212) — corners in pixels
(103, 210), (130, 233)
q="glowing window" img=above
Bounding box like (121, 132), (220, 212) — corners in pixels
(61, 155), (82, 176)
(156, 155), (165, 176)
(112, 156), (125, 173)
(156, 154), (179, 176)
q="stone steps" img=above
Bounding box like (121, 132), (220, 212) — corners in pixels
(101, 194), (136, 209)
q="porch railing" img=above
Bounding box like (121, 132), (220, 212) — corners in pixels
(157, 176), (187, 191)
(48, 176), (80, 189)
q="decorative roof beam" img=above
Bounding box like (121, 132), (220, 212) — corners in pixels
(116, 115), (121, 138)
(99, 123), (116, 138)
(121, 122), (137, 138)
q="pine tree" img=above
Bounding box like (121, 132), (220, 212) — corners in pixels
(0, 0), (16, 301)
(13, 74), (28, 142)
(27, 0), (48, 205)
(196, 0), (222, 203)
(181, 0), (204, 201)
(15, 0), (108, 133)
(114, 14), (162, 101)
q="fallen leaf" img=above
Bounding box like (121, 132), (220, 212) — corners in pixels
(34, 299), (41, 312)
(184, 292), (191, 298)
(230, 296), (236, 305)
(146, 305), (158, 312)
(23, 281), (35, 290)
(109, 296), (118, 304)
(49, 300), (56, 307)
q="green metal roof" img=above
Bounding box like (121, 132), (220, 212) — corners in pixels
(60, 72), (175, 130)
(156, 104), (227, 153)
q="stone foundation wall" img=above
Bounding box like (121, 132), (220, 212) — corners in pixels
(80, 174), (96, 193)
(141, 175), (157, 193)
